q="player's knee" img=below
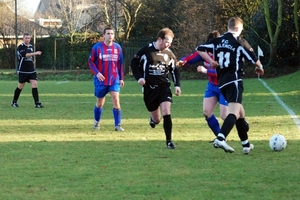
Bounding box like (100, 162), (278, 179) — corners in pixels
(236, 118), (249, 133)
(220, 115), (226, 121)
(153, 117), (161, 124)
(203, 110), (212, 119)
(96, 102), (104, 108)
(18, 84), (25, 89)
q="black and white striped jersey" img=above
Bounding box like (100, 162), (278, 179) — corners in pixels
(196, 32), (258, 88)
(17, 43), (36, 74)
(131, 42), (180, 87)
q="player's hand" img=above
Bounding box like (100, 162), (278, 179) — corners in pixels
(255, 66), (264, 76)
(210, 61), (219, 69)
(138, 78), (146, 86)
(197, 65), (207, 74)
(120, 80), (124, 87)
(97, 72), (105, 81)
(36, 51), (42, 55)
(176, 60), (186, 67)
(174, 86), (181, 96)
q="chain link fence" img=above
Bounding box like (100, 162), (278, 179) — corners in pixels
(0, 37), (153, 76)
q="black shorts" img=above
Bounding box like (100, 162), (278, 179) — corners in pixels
(18, 72), (37, 83)
(220, 81), (243, 103)
(143, 82), (172, 112)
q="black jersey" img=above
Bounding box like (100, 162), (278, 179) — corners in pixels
(196, 32), (258, 88)
(131, 42), (180, 87)
(17, 43), (36, 73)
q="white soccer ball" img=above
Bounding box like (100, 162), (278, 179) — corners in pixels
(269, 134), (287, 151)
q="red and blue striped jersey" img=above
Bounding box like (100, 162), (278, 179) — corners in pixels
(180, 52), (218, 86)
(88, 41), (124, 86)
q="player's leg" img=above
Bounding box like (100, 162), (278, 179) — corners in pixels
(213, 83), (242, 152)
(110, 90), (124, 131)
(235, 105), (253, 154)
(213, 103), (238, 153)
(144, 85), (160, 128)
(159, 84), (175, 149)
(203, 96), (219, 136)
(29, 75), (43, 108)
(93, 80), (107, 130)
(12, 82), (25, 107)
(218, 92), (228, 121)
(150, 108), (161, 125)
(93, 97), (105, 130)
(160, 101), (175, 149)
(210, 92), (228, 142)
(12, 73), (28, 107)
(218, 102), (240, 139)
(203, 83), (223, 137)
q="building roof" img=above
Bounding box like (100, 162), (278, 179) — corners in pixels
(0, 2), (51, 37)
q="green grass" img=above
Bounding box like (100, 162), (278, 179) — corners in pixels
(0, 71), (300, 199)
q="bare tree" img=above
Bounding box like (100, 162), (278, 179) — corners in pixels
(118, 0), (143, 41)
(263, 0), (282, 66)
(45, 0), (102, 43)
(293, 0), (299, 59)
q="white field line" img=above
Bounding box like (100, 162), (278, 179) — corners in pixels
(258, 78), (300, 130)
(57, 81), (69, 84)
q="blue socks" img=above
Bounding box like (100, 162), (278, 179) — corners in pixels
(94, 107), (122, 127)
(112, 108), (122, 127)
(94, 106), (103, 122)
(206, 114), (220, 136)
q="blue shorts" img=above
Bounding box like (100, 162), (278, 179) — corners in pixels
(204, 82), (228, 106)
(94, 78), (120, 98)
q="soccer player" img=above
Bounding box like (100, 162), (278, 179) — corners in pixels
(130, 28), (181, 149)
(196, 17), (264, 154)
(177, 30), (228, 141)
(11, 33), (43, 108)
(88, 27), (125, 131)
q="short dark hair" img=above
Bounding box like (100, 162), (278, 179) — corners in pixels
(103, 27), (114, 34)
(157, 28), (174, 39)
(23, 33), (30, 38)
(206, 30), (220, 42)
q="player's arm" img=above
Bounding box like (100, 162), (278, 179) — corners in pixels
(197, 51), (218, 68)
(196, 43), (218, 68)
(169, 55), (181, 96)
(177, 52), (204, 67)
(88, 46), (99, 75)
(118, 47), (124, 81)
(18, 45), (27, 58)
(25, 51), (42, 57)
(130, 46), (146, 84)
(238, 37), (264, 75)
(254, 60), (264, 75)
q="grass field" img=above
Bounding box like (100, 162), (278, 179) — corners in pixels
(0, 71), (300, 199)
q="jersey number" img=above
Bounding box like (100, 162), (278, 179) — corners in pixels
(217, 52), (230, 69)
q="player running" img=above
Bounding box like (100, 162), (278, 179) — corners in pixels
(196, 17), (264, 154)
(131, 28), (181, 149)
(177, 31), (228, 142)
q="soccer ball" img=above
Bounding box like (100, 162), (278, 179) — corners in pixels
(269, 134), (287, 151)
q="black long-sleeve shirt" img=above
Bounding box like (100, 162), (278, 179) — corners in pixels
(17, 43), (36, 73)
(131, 42), (180, 87)
(196, 32), (258, 88)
